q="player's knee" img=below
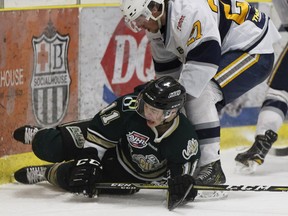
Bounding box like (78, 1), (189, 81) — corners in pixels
(57, 125), (86, 160)
(32, 129), (65, 162)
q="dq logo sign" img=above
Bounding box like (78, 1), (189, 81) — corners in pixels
(31, 23), (71, 126)
(101, 19), (155, 98)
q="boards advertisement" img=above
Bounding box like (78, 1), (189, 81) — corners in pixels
(0, 3), (287, 184)
(0, 9), (79, 157)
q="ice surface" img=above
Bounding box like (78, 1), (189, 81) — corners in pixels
(1, 148), (288, 216)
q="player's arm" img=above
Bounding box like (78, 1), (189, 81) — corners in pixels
(84, 94), (138, 159)
(166, 131), (200, 210)
(146, 30), (183, 79)
(67, 95), (137, 197)
(178, 2), (221, 98)
(68, 147), (103, 198)
(273, 0), (288, 31)
(167, 160), (199, 210)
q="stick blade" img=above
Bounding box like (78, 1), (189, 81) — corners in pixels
(269, 147), (288, 156)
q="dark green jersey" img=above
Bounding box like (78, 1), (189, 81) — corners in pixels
(86, 94), (200, 181)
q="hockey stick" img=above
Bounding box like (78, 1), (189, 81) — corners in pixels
(269, 146), (288, 156)
(95, 182), (288, 192)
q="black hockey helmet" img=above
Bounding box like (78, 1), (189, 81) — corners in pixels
(142, 76), (186, 110)
(136, 76), (186, 120)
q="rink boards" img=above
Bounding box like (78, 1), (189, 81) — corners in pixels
(0, 2), (287, 185)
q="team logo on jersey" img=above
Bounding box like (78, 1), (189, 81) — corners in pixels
(66, 126), (85, 148)
(31, 21), (71, 126)
(182, 138), (198, 160)
(122, 95), (138, 111)
(132, 154), (166, 172)
(127, 131), (149, 149)
(176, 47), (184, 54)
(177, 15), (186, 31)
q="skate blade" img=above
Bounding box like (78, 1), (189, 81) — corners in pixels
(196, 190), (228, 200)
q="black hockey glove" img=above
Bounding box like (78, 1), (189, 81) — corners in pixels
(167, 174), (197, 210)
(68, 148), (103, 198)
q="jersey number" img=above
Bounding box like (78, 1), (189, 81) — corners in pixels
(100, 102), (120, 125)
(187, 20), (202, 46)
(208, 0), (249, 25)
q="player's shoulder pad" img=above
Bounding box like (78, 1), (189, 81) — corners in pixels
(171, 0), (218, 46)
(121, 94), (138, 112)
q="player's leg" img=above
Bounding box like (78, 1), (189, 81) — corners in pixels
(13, 125), (65, 162)
(13, 162), (75, 191)
(235, 43), (288, 173)
(99, 148), (144, 194)
(14, 148), (143, 195)
(217, 51), (274, 174)
(13, 119), (91, 162)
(190, 51), (273, 185)
(257, 43), (288, 134)
(235, 89), (287, 173)
(185, 80), (226, 185)
(14, 164), (52, 184)
(56, 119), (91, 161)
(215, 52), (274, 106)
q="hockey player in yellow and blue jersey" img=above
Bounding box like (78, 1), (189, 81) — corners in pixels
(235, 0), (288, 173)
(13, 76), (200, 210)
(121, 0), (281, 185)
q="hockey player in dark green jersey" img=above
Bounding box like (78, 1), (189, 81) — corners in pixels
(13, 76), (200, 210)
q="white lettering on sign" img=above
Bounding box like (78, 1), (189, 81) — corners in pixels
(0, 68), (24, 87)
(112, 35), (154, 83)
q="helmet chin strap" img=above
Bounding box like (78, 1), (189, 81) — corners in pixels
(161, 110), (178, 125)
(160, 116), (176, 127)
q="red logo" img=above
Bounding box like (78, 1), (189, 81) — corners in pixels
(101, 18), (155, 97)
(177, 15), (186, 31)
(127, 131), (149, 149)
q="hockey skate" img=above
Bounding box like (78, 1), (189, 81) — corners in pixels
(13, 125), (39, 144)
(14, 165), (50, 184)
(195, 160), (226, 185)
(235, 130), (278, 174)
(195, 160), (227, 199)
